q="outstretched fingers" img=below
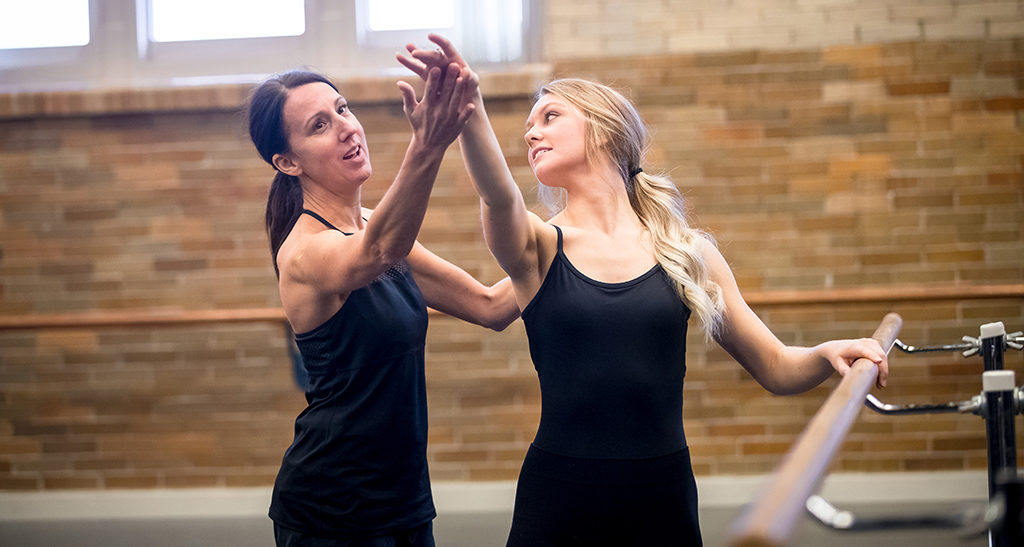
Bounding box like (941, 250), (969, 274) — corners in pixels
(450, 68), (477, 125)
(427, 33), (465, 65)
(419, 65), (446, 105)
(398, 64), (477, 149)
(438, 62), (461, 102)
(396, 44), (431, 80)
(397, 65), (443, 122)
(396, 80), (418, 116)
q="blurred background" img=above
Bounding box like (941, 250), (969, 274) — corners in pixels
(1, 0), (1022, 545)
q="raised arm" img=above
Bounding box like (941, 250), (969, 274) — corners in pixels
(284, 64), (477, 296)
(397, 34), (547, 291)
(702, 238), (890, 394)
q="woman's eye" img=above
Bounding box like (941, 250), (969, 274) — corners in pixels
(337, 104), (348, 115)
(545, 111), (558, 122)
(313, 120), (326, 131)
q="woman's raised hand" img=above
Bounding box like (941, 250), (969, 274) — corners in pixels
(397, 33), (479, 90)
(396, 59), (477, 150)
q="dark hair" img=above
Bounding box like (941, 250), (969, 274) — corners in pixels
(246, 69), (339, 277)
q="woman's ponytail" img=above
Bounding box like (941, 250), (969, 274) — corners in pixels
(265, 171), (304, 277)
(628, 170), (724, 341)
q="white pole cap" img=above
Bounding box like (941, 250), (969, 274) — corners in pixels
(983, 370), (1016, 392)
(980, 321), (1006, 340)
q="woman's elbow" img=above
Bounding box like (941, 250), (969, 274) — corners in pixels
(485, 311), (519, 331)
(481, 291), (520, 331)
(760, 373), (830, 396)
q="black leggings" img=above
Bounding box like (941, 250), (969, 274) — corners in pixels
(274, 521), (434, 547)
(506, 445), (702, 547)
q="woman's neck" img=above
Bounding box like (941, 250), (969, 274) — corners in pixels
(301, 182), (365, 231)
(559, 168), (641, 236)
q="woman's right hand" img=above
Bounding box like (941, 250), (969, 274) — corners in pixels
(396, 60), (477, 150)
(396, 33), (479, 92)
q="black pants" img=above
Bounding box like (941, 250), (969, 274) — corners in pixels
(274, 521), (434, 547)
(506, 445), (703, 547)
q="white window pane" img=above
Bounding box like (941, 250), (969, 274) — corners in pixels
(149, 0), (304, 43)
(368, 0), (455, 31)
(467, 0), (523, 63)
(0, 0), (89, 50)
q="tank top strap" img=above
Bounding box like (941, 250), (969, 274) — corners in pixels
(551, 224), (563, 252)
(301, 209), (352, 236)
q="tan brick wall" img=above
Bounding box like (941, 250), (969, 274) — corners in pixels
(544, 0), (1024, 58)
(1, 7), (1023, 491)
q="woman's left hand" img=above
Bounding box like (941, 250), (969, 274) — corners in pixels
(815, 338), (889, 389)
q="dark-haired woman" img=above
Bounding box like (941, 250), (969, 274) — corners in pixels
(247, 66), (518, 546)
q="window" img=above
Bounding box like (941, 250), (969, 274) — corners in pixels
(366, 0), (455, 32)
(357, 0), (525, 65)
(0, 0), (90, 49)
(148, 0), (305, 43)
(0, 0), (537, 93)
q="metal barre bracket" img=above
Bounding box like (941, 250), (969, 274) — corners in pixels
(865, 386), (1024, 418)
(805, 494), (986, 532)
(895, 330), (1023, 358)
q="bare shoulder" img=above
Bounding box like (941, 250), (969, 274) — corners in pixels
(694, 234), (737, 285)
(277, 216), (350, 285)
(695, 232), (723, 261)
(276, 220), (352, 332)
(530, 213), (561, 257)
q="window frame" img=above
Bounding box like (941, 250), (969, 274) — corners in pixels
(0, 0), (540, 93)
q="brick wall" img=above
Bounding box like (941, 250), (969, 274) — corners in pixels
(544, 0), (1024, 56)
(1, 5), (1023, 491)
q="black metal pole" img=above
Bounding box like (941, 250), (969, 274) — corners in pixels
(981, 322), (1014, 547)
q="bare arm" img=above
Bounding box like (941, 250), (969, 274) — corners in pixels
(407, 242), (520, 331)
(285, 64), (477, 296)
(703, 239), (889, 394)
(397, 34), (547, 293)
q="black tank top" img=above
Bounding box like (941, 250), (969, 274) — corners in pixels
(521, 225), (692, 459)
(269, 210), (434, 537)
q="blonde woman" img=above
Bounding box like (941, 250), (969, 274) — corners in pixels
(400, 36), (889, 546)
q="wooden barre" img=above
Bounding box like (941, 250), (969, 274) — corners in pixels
(0, 284), (1017, 331)
(0, 308), (288, 330)
(743, 283), (1024, 306)
(726, 312), (904, 547)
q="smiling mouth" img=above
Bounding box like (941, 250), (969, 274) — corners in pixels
(530, 147), (550, 163)
(343, 145), (362, 160)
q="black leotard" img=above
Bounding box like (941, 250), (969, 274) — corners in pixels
(507, 225), (702, 546)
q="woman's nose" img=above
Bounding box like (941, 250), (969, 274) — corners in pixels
(335, 113), (357, 139)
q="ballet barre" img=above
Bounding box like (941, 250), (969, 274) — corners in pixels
(726, 312), (903, 547)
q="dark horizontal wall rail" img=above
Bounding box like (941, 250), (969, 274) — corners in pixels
(0, 285), (1018, 330)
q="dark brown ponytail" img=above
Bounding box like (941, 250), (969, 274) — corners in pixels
(265, 171), (304, 277)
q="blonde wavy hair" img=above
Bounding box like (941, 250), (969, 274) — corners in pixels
(536, 78), (724, 340)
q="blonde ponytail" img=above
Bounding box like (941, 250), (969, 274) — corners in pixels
(628, 170), (724, 341)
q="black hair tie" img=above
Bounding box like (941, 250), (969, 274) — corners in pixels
(629, 167), (643, 178)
